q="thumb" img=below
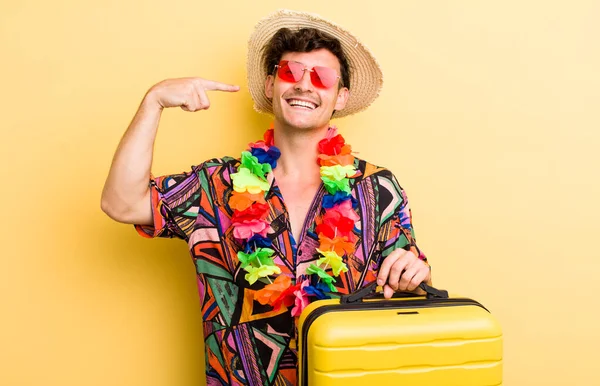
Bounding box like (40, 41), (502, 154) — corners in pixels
(383, 284), (395, 299)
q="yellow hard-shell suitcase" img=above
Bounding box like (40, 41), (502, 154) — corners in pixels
(297, 282), (502, 386)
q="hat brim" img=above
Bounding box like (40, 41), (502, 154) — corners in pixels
(247, 9), (383, 119)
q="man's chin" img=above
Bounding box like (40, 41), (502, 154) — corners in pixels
(282, 119), (320, 131)
(279, 112), (329, 130)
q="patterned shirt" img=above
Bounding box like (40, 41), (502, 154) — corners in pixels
(135, 156), (427, 386)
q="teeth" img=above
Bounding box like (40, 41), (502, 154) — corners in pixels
(288, 99), (317, 109)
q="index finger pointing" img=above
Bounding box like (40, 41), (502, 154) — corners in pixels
(201, 79), (240, 92)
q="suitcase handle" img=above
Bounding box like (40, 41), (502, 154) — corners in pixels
(341, 281), (449, 304)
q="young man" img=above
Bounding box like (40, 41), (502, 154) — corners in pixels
(101, 9), (431, 386)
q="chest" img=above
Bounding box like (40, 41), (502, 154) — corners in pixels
(276, 179), (322, 243)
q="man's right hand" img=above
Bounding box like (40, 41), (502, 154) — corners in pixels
(145, 77), (240, 112)
(101, 77), (239, 225)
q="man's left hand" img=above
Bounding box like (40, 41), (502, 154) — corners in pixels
(377, 249), (431, 299)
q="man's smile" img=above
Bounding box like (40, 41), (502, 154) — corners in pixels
(285, 98), (319, 110)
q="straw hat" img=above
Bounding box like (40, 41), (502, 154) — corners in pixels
(247, 9), (383, 118)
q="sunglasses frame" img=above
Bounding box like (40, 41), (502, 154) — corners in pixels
(274, 60), (342, 89)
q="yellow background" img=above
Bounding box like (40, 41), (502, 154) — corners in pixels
(2, 1), (599, 385)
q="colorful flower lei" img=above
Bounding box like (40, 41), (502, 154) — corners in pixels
(229, 126), (359, 317)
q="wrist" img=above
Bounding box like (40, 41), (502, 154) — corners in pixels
(142, 88), (164, 111)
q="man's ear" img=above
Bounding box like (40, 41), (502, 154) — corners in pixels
(265, 75), (274, 99)
(334, 87), (349, 111)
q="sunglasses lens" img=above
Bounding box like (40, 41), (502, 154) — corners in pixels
(276, 61), (339, 89)
(312, 66), (339, 89)
(278, 61), (304, 83)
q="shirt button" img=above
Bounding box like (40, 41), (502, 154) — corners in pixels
(298, 250), (303, 256)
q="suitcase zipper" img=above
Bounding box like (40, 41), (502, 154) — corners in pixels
(299, 298), (489, 385)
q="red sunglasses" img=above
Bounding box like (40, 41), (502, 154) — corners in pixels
(274, 60), (341, 89)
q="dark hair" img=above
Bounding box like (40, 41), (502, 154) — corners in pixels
(262, 27), (351, 89)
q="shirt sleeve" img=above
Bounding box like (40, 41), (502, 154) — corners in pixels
(374, 169), (428, 266)
(134, 164), (205, 241)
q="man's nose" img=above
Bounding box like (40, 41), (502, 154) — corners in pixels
(294, 69), (314, 92)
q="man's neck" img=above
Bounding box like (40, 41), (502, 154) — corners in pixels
(272, 122), (330, 180)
